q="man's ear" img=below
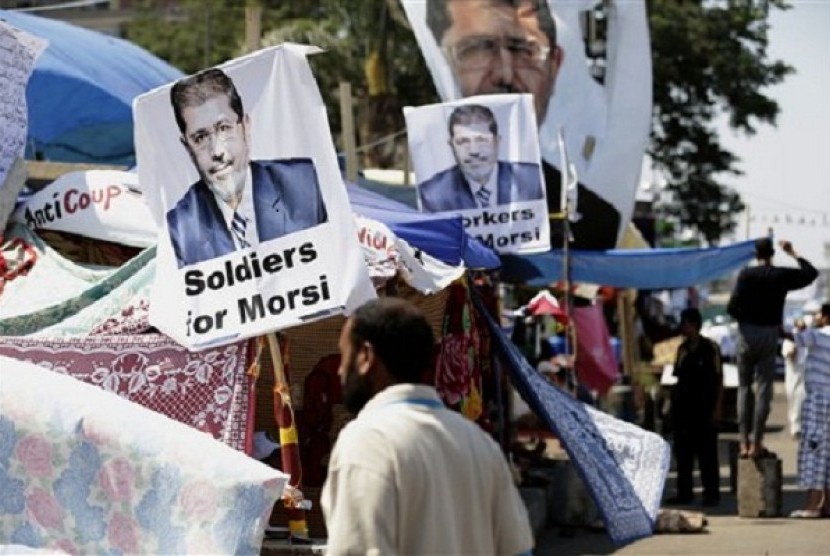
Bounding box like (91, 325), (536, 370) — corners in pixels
(550, 45), (564, 75)
(357, 340), (375, 376)
(243, 113), (252, 142)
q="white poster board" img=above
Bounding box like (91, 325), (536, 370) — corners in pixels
(405, 94), (549, 254)
(400, 0), (652, 250)
(134, 45), (375, 349)
(12, 170), (156, 248)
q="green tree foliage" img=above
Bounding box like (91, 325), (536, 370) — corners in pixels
(648, 0), (793, 244)
(127, 0), (436, 163)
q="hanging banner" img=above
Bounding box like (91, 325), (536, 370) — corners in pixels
(12, 170), (156, 248)
(134, 45), (375, 349)
(404, 94), (550, 254)
(0, 20), (47, 190)
(0, 19), (47, 230)
(400, 0), (652, 250)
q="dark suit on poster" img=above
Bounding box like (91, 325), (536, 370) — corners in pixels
(166, 158), (327, 267)
(418, 161), (543, 213)
(543, 161), (621, 250)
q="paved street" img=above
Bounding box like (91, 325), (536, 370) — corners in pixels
(535, 380), (830, 555)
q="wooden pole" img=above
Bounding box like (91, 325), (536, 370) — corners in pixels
(339, 82), (359, 182)
(244, 4), (262, 54)
(266, 333), (310, 542)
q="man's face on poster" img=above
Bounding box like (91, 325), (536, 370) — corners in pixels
(440, 0), (562, 124)
(450, 119), (499, 185)
(180, 94), (251, 208)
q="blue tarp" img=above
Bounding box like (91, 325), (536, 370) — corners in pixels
(346, 181), (500, 269)
(0, 10), (182, 165)
(501, 239), (758, 288)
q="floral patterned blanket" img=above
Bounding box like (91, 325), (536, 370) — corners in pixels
(0, 335), (255, 453)
(0, 356), (286, 554)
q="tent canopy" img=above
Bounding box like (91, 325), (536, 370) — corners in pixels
(346, 181), (499, 269)
(0, 10), (182, 165)
(501, 240), (758, 289)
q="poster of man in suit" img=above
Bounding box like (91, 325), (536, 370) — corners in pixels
(167, 67), (327, 268)
(405, 94), (550, 254)
(134, 46), (375, 349)
(401, 0), (652, 250)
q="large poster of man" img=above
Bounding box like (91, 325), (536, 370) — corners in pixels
(405, 94), (550, 253)
(401, 0), (652, 250)
(135, 45), (375, 349)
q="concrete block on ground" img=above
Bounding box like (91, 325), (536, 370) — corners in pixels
(737, 456), (782, 517)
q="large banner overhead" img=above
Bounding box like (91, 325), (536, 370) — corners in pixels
(404, 94), (549, 254)
(401, 0), (652, 250)
(134, 45), (375, 349)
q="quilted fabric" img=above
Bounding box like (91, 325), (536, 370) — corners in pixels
(0, 356), (286, 554)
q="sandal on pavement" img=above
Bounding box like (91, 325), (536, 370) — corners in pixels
(789, 509), (821, 519)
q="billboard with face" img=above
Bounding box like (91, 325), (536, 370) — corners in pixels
(401, 0), (652, 250)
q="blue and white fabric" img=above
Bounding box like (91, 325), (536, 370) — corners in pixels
(798, 389), (830, 490)
(475, 294), (669, 547)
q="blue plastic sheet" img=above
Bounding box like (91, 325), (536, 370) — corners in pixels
(0, 10), (182, 165)
(501, 239), (758, 288)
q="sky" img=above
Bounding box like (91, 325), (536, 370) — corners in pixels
(718, 1), (830, 269)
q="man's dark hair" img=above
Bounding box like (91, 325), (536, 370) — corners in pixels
(448, 104), (498, 137)
(350, 298), (435, 383)
(754, 237), (775, 260)
(821, 303), (830, 321)
(680, 307), (703, 330)
(426, 0), (557, 48)
(171, 68), (244, 135)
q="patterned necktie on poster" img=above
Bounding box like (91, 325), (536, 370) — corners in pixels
(231, 212), (251, 248)
(475, 185), (491, 208)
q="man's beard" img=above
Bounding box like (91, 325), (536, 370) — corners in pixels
(342, 358), (374, 414)
(206, 170), (245, 205)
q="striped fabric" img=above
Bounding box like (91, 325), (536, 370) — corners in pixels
(475, 185), (491, 207)
(232, 211), (251, 248)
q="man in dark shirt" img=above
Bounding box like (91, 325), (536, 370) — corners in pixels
(727, 238), (818, 458)
(669, 308), (723, 507)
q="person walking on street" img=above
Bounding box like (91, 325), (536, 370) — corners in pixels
(789, 303), (830, 518)
(321, 298), (534, 555)
(668, 308), (723, 507)
(782, 318), (808, 438)
(727, 238), (818, 459)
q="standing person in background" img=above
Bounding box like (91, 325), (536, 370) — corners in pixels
(322, 298), (533, 555)
(727, 238), (818, 459)
(782, 318), (808, 438)
(667, 308), (723, 507)
(789, 304), (830, 518)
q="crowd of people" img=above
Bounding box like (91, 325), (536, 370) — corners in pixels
(665, 238), (827, 519)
